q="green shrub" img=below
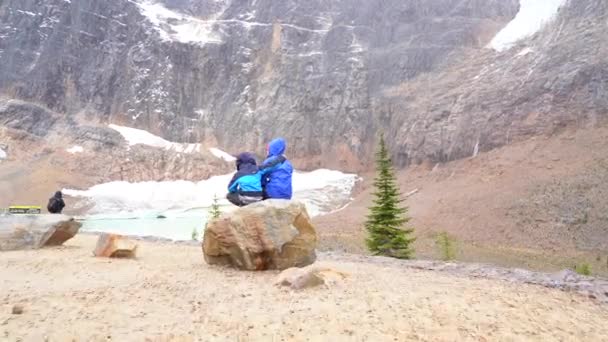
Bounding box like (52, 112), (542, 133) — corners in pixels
(200, 194), (222, 241)
(435, 231), (456, 261)
(191, 228), (199, 241)
(209, 194), (222, 219)
(574, 263), (592, 276)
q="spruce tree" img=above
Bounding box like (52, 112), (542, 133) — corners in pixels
(365, 134), (415, 259)
(209, 194), (221, 219)
(203, 194), (222, 237)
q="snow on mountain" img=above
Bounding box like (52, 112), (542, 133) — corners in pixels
(489, 0), (567, 51)
(109, 124), (202, 153)
(109, 123), (239, 160)
(133, 0), (222, 46)
(66, 145), (84, 154)
(209, 148), (236, 162)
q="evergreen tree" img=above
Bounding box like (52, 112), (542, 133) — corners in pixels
(364, 134), (415, 259)
(202, 194), (222, 238)
(209, 194), (222, 219)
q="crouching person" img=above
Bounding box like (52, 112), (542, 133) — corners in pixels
(226, 152), (264, 207)
(47, 191), (66, 214)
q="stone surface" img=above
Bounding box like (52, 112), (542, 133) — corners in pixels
(11, 305), (23, 315)
(93, 233), (138, 258)
(276, 264), (348, 290)
(386, 1), (608, 167)
(203, 200), (317, 270)
(0, 0), (514, 171)
(0, 100), (231, 183)
(0, 214), (81, 251)
(0, 1), (606, 172)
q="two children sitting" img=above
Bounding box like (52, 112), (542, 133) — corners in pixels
(226, 138), (294, 207)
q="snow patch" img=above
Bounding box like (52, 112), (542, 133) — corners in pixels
(209, 148), (236, 162)
(66, 145), (84, 154)
(64, 174), (233, 213)
(351, 36), (364, 53)
(133, 0), (333, 44)
(64, 169), (359, 218)
(292, 169), (361, 217)
(489, 0), (567, 51)
(134, 0), (222, 45)
(241, 62), (254, 74)
(472, 140), (479, 158)
(109, 124), (201, 154)
(296, 51), (323, 58)
(16, 10), (37, 16)
(195, 109), (206, 119)
(517, 47), (533, 56)
(0, 147), (6, 160)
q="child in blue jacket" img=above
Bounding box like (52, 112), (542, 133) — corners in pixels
(226, 152), (264, 206)
(259, 138), (293, 200)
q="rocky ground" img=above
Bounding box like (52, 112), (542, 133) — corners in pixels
(1, 235), (607, 341)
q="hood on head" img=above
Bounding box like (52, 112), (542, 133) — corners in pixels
(236, 152), (257, 170)
(54, 191), (62, 199)
(268, 138), (286, 156)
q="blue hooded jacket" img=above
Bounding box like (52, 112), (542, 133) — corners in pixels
(228, 152), (263, 196)
(260, 138), (293, 199)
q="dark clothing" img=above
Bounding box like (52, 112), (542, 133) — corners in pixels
(260, 138), (293, 199)
(226, 152), (263, 206)
(226, 192), (263, 207)
(47, 191), (65, 214)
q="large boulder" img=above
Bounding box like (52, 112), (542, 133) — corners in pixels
(0, 214), (81, 251)
(202, 200), (317, 270)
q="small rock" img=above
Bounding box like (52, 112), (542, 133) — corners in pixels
(93, 234), (138, 258)
(275, 263), (348, 290)
(12, 305), (23, 315)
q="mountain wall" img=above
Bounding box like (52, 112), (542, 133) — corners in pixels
(0, 0), (606, 173)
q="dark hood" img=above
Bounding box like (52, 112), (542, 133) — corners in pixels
(54, 191), (62, 199)
(236, 152), (257, 171)
(267, 138), (286, 157)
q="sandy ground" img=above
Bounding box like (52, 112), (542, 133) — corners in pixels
(1, 235), (607, 341)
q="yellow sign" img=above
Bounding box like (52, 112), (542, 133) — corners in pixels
(8, 206), (42, 214)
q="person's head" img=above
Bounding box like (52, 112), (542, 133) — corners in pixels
(235, 152), (257, 171)
(54, 191), (62, 199)
(267, 138), (286, 157)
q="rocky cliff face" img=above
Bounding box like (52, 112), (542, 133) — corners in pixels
(0, 0), (606, 174)
(0, 100), (230, 183)
(384, 1), (608, 166)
